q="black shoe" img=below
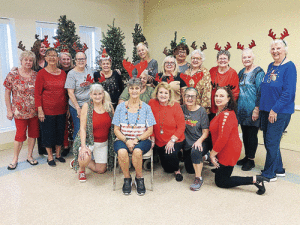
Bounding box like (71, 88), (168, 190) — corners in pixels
(122, 177), (132, 195)
(135, 177), (146, 196)
(242, 159), (255, 171)
(237, 157), (248, 166)
(55, 156), (66, 163)
(254, 175), (269, 195)
(47, 159), (56, 167)
(175, 173), (183, 182)
(61, 148), (70, 157)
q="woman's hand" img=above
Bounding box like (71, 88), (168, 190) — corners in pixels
(210, 155), (219, 168)
(165, 140), (175, 154)
(76, 107), (81, 119)
(192, 140), (203, 151)
(38, 108), (45, 122)
(79, 146), (91, 161)
(150, 136), (155, 149)
(252, 107), (259, 121)
(6, 111), (14, 120)
(126, 139), (136, 152)
(268, 109), (277, 123)
(147, 76), (154, 83)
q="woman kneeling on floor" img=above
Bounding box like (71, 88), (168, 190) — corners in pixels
(72, 83), (115, 182)
(210, 87), (269, 195)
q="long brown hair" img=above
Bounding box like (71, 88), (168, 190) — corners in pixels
(216, 86), (237, 113)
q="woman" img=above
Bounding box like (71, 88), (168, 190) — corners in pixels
(113, 78), (156, 196)
(181, 49), (212, 113)
(154, 56), (186, 103)
(132, 43), (158, 81)
(210, 87), (269, 195)
(35, 48), (67, 166)
(71, 84), (115, 182)
(259, 38), (297, 181)
(181, 88), (209, 190)
(210, 50), (239, 115)
(93, 52), (124, 108)
(31, 38), (47, 72)
(59, 52), (74, 74)
(65, 52), (94, 141)
(4, 51), (39, 170)
(236, 48), (265, 171)
(148, 82), (185, 181)
(118, 70), (154, 104)
(173, 39), (190, 73)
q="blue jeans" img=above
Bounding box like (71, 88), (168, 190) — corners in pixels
(260, 111), (291, 179)
(69, 105), (80, 140)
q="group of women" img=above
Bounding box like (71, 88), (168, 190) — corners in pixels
(4, 36), (297, 196)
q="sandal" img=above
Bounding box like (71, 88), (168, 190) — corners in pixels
(7, 163), (18, 170)
(27, 158), (38, 165)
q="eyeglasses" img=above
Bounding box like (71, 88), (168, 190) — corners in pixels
(46, 55), (58, 58)
(165, 62), (175, 65)
(218, 58), (228, 61)
(76, 58), (86, 61)
(191, 57), (202, 61)
(185, 94), (197, 100)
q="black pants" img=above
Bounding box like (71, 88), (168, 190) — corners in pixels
(155, 142), (184, 173)
(183, 141), (210, 174)
(214, 164), (253, 188)
(241, 125), (259, 159)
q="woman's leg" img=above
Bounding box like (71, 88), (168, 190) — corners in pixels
(78, 153), (92, 172)
(55, 114), (66, 159)
(132, 148), (143, 178)
(10, 118), (27, 165)
(69, 105), (80, 140)
(117, 149), (130, 178)
(157, 142), (183, 173)
(88, 161), (107, 174)
(88, 142), (108, 174)
(27, 117), (39, 162)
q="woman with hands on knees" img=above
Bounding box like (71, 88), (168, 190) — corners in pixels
(71, 84), (115, 182)
(148, 82), (185, 182)
(210, 87), (269, 195)
(112, 78), (156, 196)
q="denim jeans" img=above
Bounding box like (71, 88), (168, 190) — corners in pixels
(260, 111), (291, 179)
(69, 105), (80, 140)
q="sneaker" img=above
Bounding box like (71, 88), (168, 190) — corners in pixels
(70, 159), (75, 169)
(122, 177), (132, 195)
(237, 157), (248, 166)
(190, 177), (203, 191)
(79, 171), (86, 182)
(135, 177), (146, 196)
(242, 159), (255, 171)
(276, 172), (286, 177)
(258, 174), (276, 182)
(269, 176), (277, 182)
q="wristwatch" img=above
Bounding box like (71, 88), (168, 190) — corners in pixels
(171, 138), (176, 143)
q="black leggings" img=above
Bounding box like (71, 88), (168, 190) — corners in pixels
(241, 125), (259, 159)
(155, 142), (184, 173)
(214, 164), (253, 188)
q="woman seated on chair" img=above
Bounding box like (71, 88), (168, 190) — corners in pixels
(71, 83), (115, 182)
(112, 78), (156, 196)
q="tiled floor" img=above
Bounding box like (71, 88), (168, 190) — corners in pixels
(0, 144), (299, 225)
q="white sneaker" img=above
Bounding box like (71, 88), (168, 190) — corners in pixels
(276, 172), (285, 177)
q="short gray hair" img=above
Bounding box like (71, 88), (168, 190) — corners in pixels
(191, 49), (205, 61)
(270, 39), (288, 55)
(217, 50), (231, 60)
(136, 42), (149, 52)
(241, 48), (255, 59)
(127, 78), (143, 89)
(19, 50), (36, 65)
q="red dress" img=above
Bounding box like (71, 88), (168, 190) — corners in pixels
(209, 66), (239, 114)
(209, 110), (242, 166)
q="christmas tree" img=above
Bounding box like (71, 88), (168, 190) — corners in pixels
(132, 24), (146, 62)
(163, 31), (178, 56)
(100, 19), (128, 80)
(54, 15), (83, 58)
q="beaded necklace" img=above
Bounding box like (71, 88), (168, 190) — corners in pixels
(125, 101), (141, 128)
(159, 103), (167, 134)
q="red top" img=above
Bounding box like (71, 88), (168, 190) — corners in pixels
(209, 110), (242, 166)
(148, 99), (185, 147)
(35, 68), (67, 115)
(209, 66), (239, 114)
(3, 69), (37, 119)
(93, 111), (111, 142)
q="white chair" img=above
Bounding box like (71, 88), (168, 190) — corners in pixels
(113, 148), (153, 191)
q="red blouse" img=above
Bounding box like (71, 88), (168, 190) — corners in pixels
(93, 111), (111, 142)
(209, 66), (239, 114)
(148, 99), (185, 147)
(35, 68), (67, 115)
(209, 110), (242, 166)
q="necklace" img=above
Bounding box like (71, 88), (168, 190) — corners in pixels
(125, 101), (141, 128)
(159, 103), (167, 134)
(216, 106), (227, 116)
(264, 57), (286, 83)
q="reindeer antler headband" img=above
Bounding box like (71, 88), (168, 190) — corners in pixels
(237, 40), (256, 50)
(268, 28), (289, 46)
(214, 42), (231, 51)
(122, 60), (148, 78)
(190, 41), (207, 52)
(72, 42), (88, 53)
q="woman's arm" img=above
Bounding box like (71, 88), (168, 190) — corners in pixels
(252, 69), (265, 121)
(210, 150), (219, 168)
(4, 88), (13, 120)
(231, 70), (240, 100)
(67, 88), (81, 118)
(35, 72), (45, 122)
(78, 103), (91, 159)
(192, 128), (209, 151)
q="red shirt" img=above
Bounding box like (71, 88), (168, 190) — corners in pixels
(148, 99), (185, 147)
(209, 66), (239, 114)
(35, 68), (67, 115)
(209, 110), (242, 166)
(93, 111), (111, 142)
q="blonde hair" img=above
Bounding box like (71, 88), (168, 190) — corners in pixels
(19, 50), (36, 68)
(89, 84), (112, 112)
(162, 56), (178, 77)
(58, 52), (74, 69)
(152, 82), (175, 106)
